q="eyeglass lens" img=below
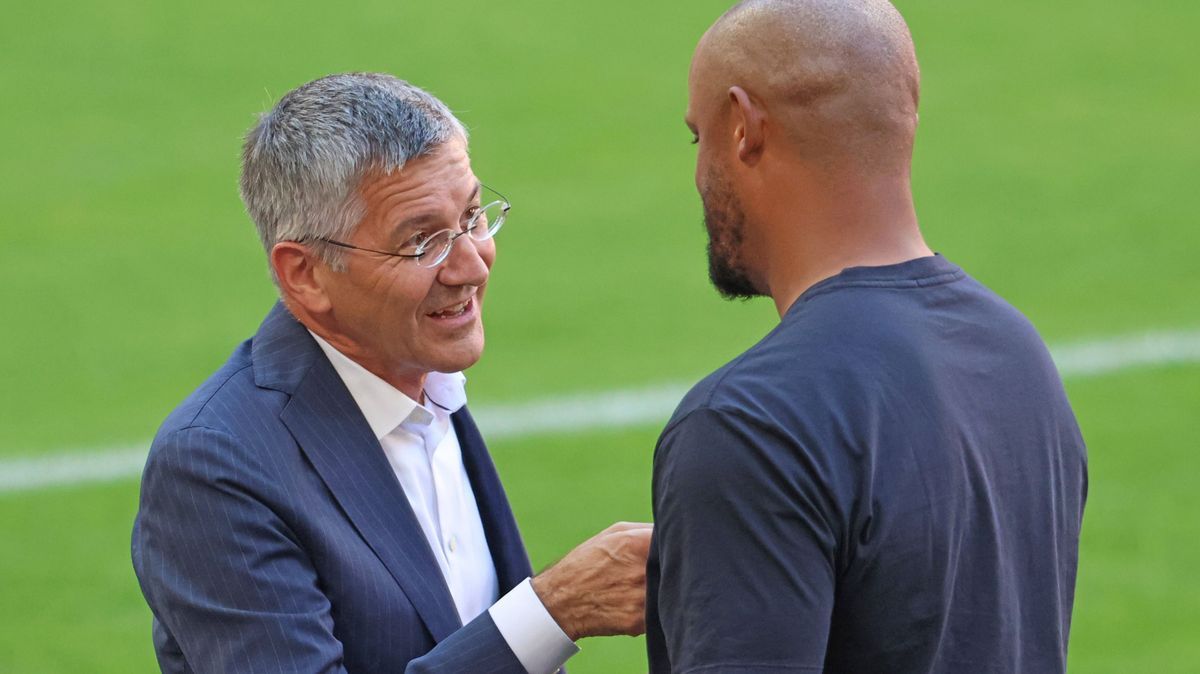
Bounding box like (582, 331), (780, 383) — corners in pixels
(471, 200), (507, 239)
(415, 201), (508, 268)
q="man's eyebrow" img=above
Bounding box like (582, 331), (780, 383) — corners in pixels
(388, 182), (485, 242)
(389, 213), (443, 243)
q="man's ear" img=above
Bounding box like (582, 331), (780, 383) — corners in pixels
(271, 242), (333, 315)
(729, 86), (766, 165)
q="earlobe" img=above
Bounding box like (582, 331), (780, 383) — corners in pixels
(271, 242), (332, 314)
(729, 86), (765, 164)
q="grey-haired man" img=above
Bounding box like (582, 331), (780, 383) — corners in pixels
(132, 73), (650, 674)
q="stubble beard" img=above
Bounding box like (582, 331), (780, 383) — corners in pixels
(701, 173), (762, 300)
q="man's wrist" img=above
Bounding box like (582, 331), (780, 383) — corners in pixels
(530, 569), (579, 641)
(489, 578), (579, 674)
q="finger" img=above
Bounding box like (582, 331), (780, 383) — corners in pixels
(603, 521), (654, 534)
(621, 527), (654, 550)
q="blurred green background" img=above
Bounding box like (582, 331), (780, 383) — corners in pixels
(1, 0), (1197, 671)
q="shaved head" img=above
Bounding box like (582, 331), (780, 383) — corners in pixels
(691, 0), (920, 171)
(687, 0), (931, 311)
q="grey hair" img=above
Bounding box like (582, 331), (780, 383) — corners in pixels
(239, 72), (467, 280)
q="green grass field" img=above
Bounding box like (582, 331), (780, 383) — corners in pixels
(1, 0), (1198, 671)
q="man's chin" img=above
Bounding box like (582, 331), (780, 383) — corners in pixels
(707, 250), (761, 300)
(430, 334), (486, 374)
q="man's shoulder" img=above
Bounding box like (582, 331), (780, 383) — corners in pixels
(662, 313), (845, 436)
(143, 334), (310, 503)
(154, 338), (284, 445)
(656, 261), (1059, 459)
(657, 346), (813, 468)
(662, 356), (759, 434)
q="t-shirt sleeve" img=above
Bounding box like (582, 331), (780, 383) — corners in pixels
(648, 406), (838, 673)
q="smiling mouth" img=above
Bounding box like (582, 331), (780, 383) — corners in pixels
(428, 297), (473, 319)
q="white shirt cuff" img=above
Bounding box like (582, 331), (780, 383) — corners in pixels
(489, 577), (579, 674)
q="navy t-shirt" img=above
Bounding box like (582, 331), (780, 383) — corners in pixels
(646, 255), (1087, 673)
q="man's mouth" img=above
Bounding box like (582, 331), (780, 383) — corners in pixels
(427, 297), (473, 319)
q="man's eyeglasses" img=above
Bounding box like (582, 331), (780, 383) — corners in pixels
(308, 184), (510, 269)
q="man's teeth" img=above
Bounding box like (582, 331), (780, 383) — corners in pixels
(432, 300), (470, 318)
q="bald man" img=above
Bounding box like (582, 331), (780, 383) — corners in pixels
(645, 1), (1087, 672)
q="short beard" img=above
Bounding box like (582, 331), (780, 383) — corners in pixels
(701, 174), (762, 300)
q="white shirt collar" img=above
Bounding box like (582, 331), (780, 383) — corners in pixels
(308, 330), (468, 440)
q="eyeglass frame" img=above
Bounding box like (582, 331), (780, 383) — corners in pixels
(301, 183), (510, 269)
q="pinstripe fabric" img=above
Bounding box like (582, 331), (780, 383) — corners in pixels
(132, 302), (531, 673)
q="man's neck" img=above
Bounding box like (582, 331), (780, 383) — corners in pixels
(768, 236), (933, 317)
(294, 308), (428, 402)
(758, 184), (930, 317)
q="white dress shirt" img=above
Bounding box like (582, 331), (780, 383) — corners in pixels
(310, 333), (578, 673)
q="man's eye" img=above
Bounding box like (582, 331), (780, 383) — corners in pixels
(403, 232), (430, 249)
(463, 206), (483, 228)
(690, 134), (699, 145)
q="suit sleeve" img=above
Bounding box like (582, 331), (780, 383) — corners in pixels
(647, 407), (838, 673)
(406, 611), (534, 674)
(132, 425), (349, 674)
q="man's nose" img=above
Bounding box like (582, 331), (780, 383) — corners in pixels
(437, 234), (490, 287)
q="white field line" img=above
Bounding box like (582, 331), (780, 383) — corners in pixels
(2, 327), (1199, 495)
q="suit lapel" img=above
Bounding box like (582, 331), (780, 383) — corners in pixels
(453, 408), (535, 593)
(254, 302), (462, 643)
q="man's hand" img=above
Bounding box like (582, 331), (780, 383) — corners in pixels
(531, 521), (653, 641)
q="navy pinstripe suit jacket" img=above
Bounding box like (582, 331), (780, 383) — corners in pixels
(132, 302), (535, 673)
